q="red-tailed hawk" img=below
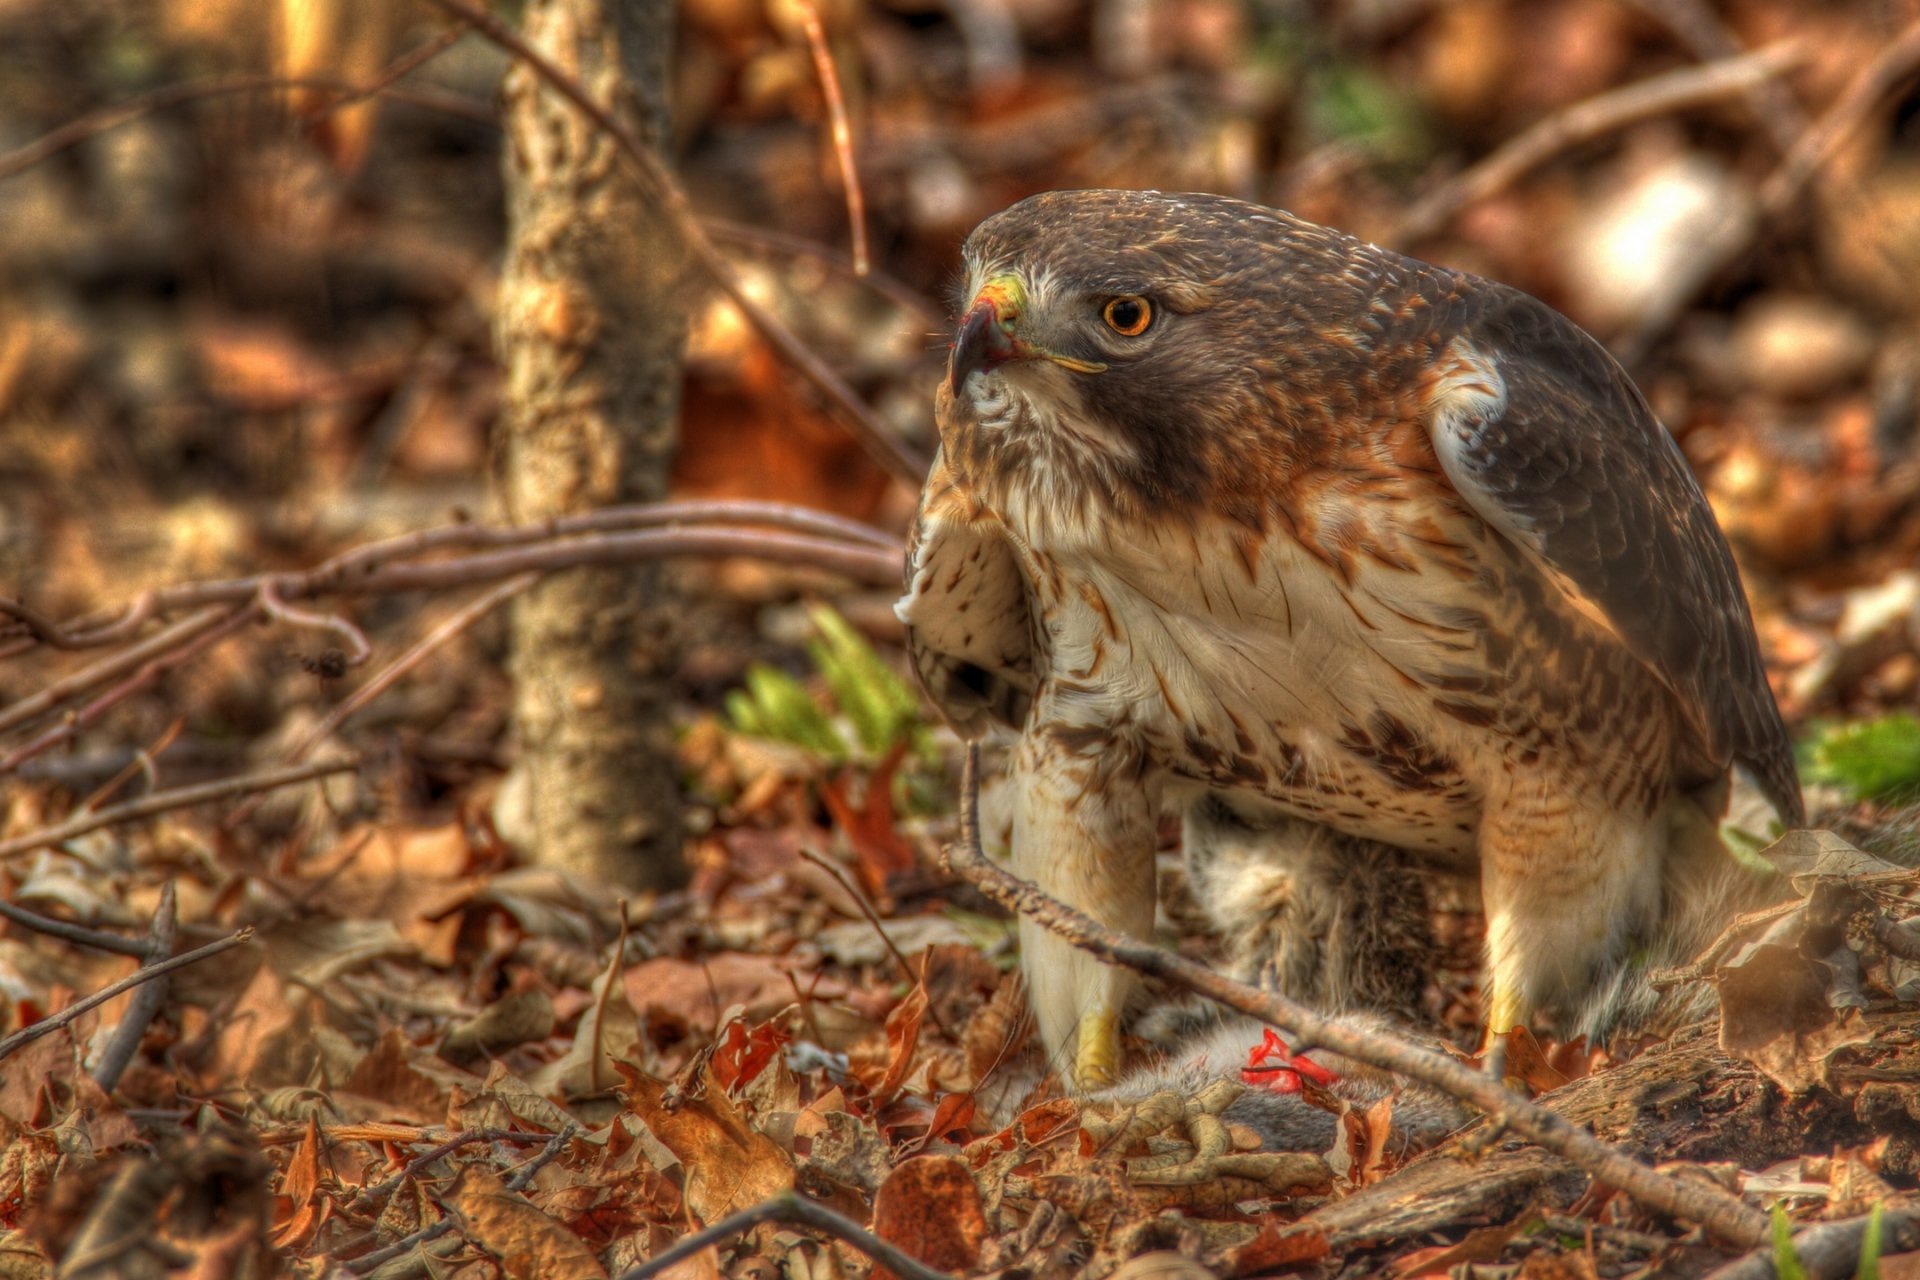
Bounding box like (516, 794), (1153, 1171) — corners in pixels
(898, 189), (1801, 1086)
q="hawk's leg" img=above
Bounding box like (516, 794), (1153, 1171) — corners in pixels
(1478, 777), (1667, 1049)
(1183, 795), (1435, 1020)
(1012, 728), (1158, 1088)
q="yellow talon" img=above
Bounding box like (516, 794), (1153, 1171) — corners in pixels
(1075, 1006), (1123, 1089)
(1483, 981), (1523, 1081)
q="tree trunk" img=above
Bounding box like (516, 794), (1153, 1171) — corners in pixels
(493, 0), (686, 891)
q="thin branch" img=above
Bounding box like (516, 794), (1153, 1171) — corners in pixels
(7, 500), (898, 652)
(8, 528), (899, 662)
(92, 883), (179, 1094)
(291, 573), (536, 762)
(419, 0), (930, 486)
(1392, 41), (1806, 245)
(614, 1190), (958, 1280)
(0, 900), (154, 958)
(704, 219), (942, 328)
(940, 743), (1772, 1249)
(293, 24), (469, 124)
(793, 0), (869, 276)
(797, 846), (953, 1039)
(257, 581), (371, 667)
(0, 67), (489, 183)
(0, 757), (360, 862)
(1615, 13), (1920, 367)
(80, 717), (184, 812)
(1617, 0), (1810, 156)
(342, 1127), (576, 1275)
(0, 606), (238, 735)
(0, 605), (260, 773)
(0, 927), (253, 1061)
(332, 527), (903, 596)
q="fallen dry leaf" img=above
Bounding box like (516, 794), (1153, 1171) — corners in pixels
(871, 1155), (988, 1280)
(444, 1165), (608, 1280)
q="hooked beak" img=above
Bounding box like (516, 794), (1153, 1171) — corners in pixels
(948, 276), (1024, 393)
(947, 274), (1107, 393)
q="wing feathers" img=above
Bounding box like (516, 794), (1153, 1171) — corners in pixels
(1422, 280), (1802, 823)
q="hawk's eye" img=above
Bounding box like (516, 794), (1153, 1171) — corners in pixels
(1102, 296), (1153, 336)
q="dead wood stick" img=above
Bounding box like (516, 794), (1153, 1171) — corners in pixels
(0, 604), (261, 772)
(419, 0), (930, 486)
(792, 0), (869, 276)
(331, 527), (903, 596)
(1705, 1208), (1920, 1280)
(1618, 0), (1810, 155)
(0, 926), (253, 1061)
(0, 51), (489, 183)
(940, 744), (1771, 1249)
(704, 219), (942, 327)
(0, 757), (359, 862)
(7, 500), (898, 651)
(286, 573), (538, 765)
(796, 845), (956, 1039)
(91, 883), (178, 1093)
(0, 606), (237, 734)
(0, 900), (153, 958)
(614, 1189), (957, 1280)
(1392, 42), (1805, 245)
(341, 1127), (575, 1276)
(1615, 13), (1920, 367)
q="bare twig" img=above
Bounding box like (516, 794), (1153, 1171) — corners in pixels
(0, 70), (490, 183)
(347, 1129), (542, 1214)
(341, 1127), (576, 1275)
(705, 219), (941, 328)
(941, 743), (1771, 1249)
(7, 500), (898, 652)
(92, 883), (179, 1094)
(0, 926), (253, 1061)
(291, 573), (536, 763)
(258, 581), (372, 667)
(0, 606), (239, 734)
(1392, 42), (1806, 245)
(1618, 0), (1810, 155)
(614, 1189), (957, 1280)
(797, 846), (954, 1039)
(0, 900), (154, 958)
(293, 24), (469, 124)
(80, 717), (184, 812)
(1615, 14), (1920, 367)
(7, 527), (899, 670)
(0, 757), (359, 862)
(335, 527), (902, 596)
(419, 0), (929, 485)
(793, 0), (869, 276)
(0, 605), (260, 772)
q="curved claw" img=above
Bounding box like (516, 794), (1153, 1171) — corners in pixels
(1075, 1006), (1123, 1089)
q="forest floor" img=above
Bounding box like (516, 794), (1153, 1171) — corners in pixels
(2, 0), (1920, 1276)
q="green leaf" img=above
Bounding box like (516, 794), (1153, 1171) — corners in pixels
(1773, 1203), (1807, 1280)
(1802, 714), (1920, 804)
(808, 604), (922, 756)
(729, 663), (844, 757)
(1858, 1201), (1884, 1280)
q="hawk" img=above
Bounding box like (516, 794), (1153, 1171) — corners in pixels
(898, 189), (1802, 1086)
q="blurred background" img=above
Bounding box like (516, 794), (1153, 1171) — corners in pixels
(0, 1), (1918, 1264)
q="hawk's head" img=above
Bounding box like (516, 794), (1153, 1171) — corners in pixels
(943, 189), (1389, 510)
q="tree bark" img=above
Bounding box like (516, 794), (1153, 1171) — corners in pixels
(494, 0), (686, 890)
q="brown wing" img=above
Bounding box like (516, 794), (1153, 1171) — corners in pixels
(896, 450), (1034, 739)
(1418, 276), (1802, 824)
